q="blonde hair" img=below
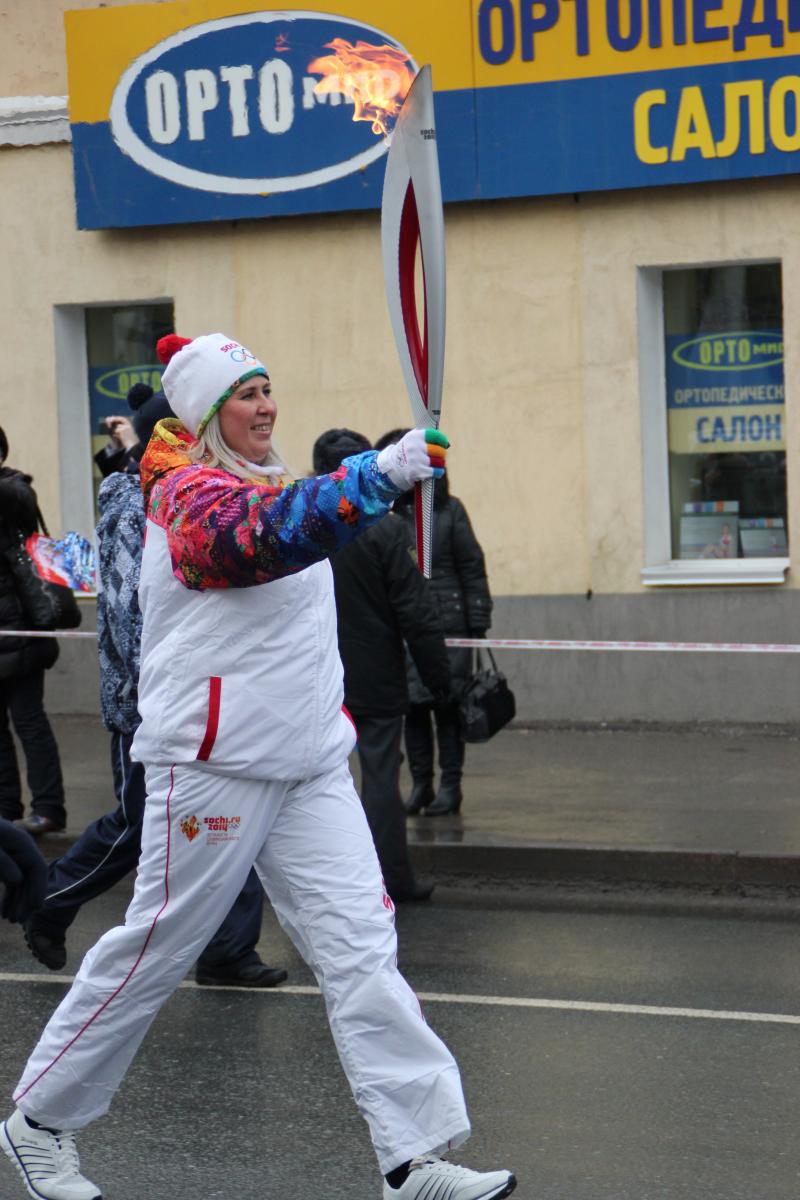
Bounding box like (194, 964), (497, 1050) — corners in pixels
(189, 411), (287, 481)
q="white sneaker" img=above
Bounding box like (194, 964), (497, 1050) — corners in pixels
(383, 1154), (517, 1199)
(0, 1109), (101, 1200)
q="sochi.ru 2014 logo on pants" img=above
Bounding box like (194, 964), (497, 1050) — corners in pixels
(180, 814), (241, 844)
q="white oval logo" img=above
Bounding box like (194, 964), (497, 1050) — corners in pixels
(109, 11), (417, 195)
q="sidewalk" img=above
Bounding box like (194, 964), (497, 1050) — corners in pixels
(403, 722), (800, 888)
(27, 715), (800, 889)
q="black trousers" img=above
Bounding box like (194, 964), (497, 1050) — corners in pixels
(0, 668), (66, 825)
(404, 701), (465, 788)
(40, 729), (264, 970)
(354, 713), (416, 898)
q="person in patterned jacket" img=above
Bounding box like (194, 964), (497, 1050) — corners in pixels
(23, 388), (288, 991)
(2, 333), (515, 1200)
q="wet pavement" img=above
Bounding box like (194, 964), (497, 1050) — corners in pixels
(2, 877), (800, 1199)
(405, 722), (800, 856)
(3, 716), (800, 1197)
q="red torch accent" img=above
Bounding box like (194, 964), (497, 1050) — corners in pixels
(398, 182), (428, 400)
(398, 180), (431, 576)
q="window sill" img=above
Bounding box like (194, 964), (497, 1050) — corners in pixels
(641, 558), (790, 587)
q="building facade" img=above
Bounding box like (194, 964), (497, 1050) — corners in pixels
(2, 0), (800, 722)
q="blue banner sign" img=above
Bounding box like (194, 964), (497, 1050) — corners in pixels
(66, 1), (800, 229)
(666, 330), (785, 453)
(110, 14), (414, 197)
(89, 364), (164, 428)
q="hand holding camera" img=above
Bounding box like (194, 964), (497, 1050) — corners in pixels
(99, 416), (139, 451)
(94, 416), (141, 478)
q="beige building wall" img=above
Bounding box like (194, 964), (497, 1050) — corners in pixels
(5, 2), (800, 722)
(3, 137), (799, 597)
(4, 1), (800, 600)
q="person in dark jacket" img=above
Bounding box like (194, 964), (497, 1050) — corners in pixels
(312, 428), (451, 902)
(23, 392), (288, 989)
(375, 430), (493, 817)
(0, 427), (67, 836)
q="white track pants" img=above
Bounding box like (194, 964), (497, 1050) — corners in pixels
(13, 761), (470, 1172)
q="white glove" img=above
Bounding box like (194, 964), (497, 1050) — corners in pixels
(376, 428), (449, 492)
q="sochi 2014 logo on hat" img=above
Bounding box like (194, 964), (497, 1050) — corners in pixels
(219, 341), (257, 364)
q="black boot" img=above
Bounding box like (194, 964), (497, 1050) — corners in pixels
(405, 778), (435, 815)
(424, 783), (463, 816)
(426, 704), (464, 815)
(404, 706), (435, 814)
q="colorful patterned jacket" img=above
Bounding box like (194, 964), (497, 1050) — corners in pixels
(131, 419), (402, 779)
(140, 419), (399, 589)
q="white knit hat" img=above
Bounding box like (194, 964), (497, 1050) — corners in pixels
(157, 333), (268, 438)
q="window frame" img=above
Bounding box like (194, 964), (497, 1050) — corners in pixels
(54, 304), (94, 540)
(55, 298), (173, 541)
(637, 260), (789, 587)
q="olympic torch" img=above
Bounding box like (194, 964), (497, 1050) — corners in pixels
(380, 65), (445, 577)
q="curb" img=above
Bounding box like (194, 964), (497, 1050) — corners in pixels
(407, 840), (800, 889)
(39, 831), (800, 891)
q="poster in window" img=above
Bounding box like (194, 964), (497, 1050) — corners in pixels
(739, 518), (787, 558)
(679, 501), (739, 560)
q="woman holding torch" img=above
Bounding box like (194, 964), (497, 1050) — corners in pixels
(2, 332), (516, 1200)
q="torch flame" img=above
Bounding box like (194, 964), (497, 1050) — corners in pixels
(308, 39), (416, 137)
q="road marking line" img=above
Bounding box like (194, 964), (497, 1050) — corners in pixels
(417, 994), (800, 1025)
(1, 972), (797, 1026)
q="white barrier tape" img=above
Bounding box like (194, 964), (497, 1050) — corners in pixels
(3, 630), (800, 654)
(447, 637), (800, 654)
(0, 630), (98, 639)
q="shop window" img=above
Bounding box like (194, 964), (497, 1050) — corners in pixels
(87, 303), (174, 514)
(638, 262), (788, 585)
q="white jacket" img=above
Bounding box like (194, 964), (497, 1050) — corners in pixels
(133, 532), (355, 779)
(130, 420), (400, 779)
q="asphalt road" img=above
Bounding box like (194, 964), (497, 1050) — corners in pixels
(1, 880), (799, 1199)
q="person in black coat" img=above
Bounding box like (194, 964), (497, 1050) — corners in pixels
(312, 429), (451, 902)
(0, 427), (67, 835)
(375, 430), (493, 817)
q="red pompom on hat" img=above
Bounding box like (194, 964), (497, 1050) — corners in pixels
(156, 334), (192, 365)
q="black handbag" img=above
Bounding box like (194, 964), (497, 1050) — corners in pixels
(458, 647), (516, 743)
(3, 507), (81, 631)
